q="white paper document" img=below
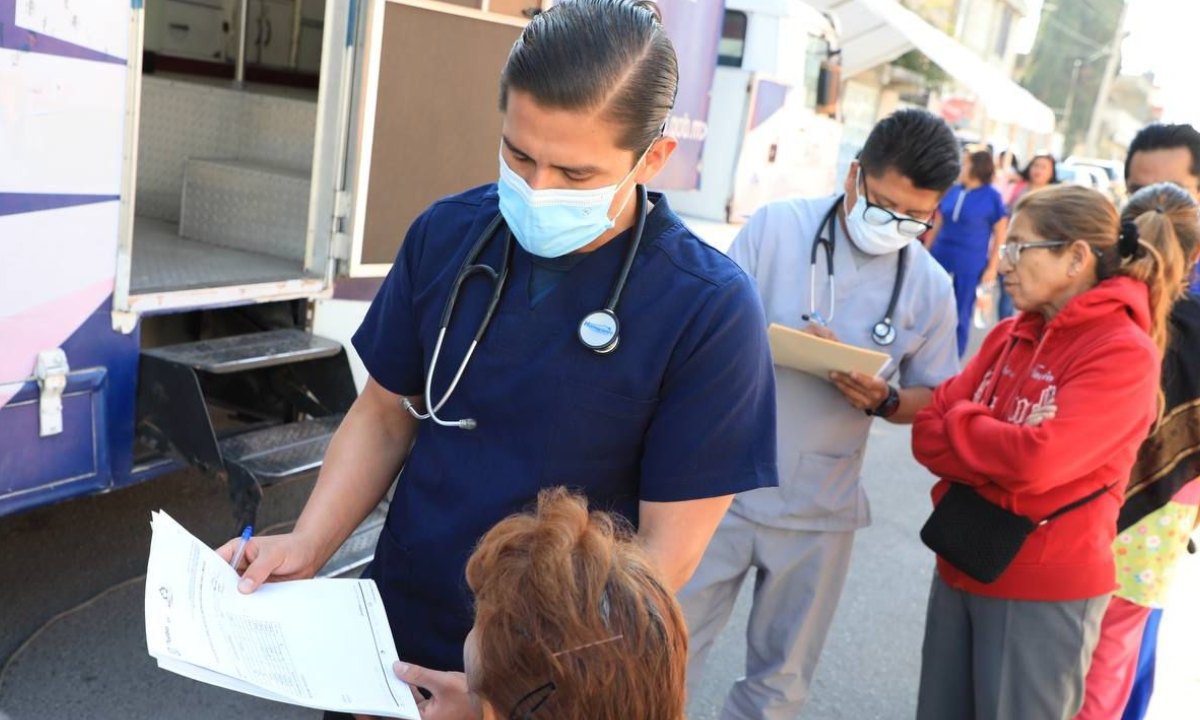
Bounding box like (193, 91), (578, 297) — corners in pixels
(144, 511), (419, 718)
(767, 323), (893, 380)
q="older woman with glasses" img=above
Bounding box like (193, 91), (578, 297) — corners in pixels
(391, 487), (688, 720)
(911, 184), (1186, 720)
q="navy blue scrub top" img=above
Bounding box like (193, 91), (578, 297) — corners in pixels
(351, 184), (778, 671)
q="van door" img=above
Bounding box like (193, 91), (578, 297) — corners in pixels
(341, 1), (533, 278)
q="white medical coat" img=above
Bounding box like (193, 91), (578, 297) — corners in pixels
(728, 196), (959, 531)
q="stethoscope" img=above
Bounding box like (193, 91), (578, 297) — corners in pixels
(808, 197), (908, 347)
(402, 185), (649, 430)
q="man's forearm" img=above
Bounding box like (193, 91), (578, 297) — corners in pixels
(637, 495), (733, 590)
(886, 386), (935, 425)
(293, 383), (417, 571)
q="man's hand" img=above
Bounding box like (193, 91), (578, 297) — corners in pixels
(829, 371), (890, 413)
(216, 532), (319, 594)
(394, 662), (477, 720)
(803, 323), (838, 341)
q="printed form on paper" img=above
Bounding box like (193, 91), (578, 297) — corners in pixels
(144, 511), (419, 719)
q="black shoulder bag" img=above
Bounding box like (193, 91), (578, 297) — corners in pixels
(919, 482), (1112, 584)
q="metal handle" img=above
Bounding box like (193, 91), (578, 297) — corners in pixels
(168, 22), (191, 32)
(264, 17), (273, 45)
(235, 0), (249, 84)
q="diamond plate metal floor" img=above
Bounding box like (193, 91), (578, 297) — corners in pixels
(131, 217), (306, 294)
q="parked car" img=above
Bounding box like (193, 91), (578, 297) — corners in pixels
(1058, 163), (1116, 203)
(1064, 157), (1126, 204)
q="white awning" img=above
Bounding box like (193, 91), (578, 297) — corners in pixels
(809, 0), (1056, 134)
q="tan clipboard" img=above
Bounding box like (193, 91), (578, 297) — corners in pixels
(767, 323), (893, 380)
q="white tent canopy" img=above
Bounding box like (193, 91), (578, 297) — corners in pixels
(809, 0), (1056, 134)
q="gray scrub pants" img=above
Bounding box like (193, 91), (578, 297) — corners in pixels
(916, 575), (1109, 720)
(678, 511), (856, 720)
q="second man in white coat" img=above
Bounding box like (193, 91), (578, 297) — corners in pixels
(679, 109), (962, 719)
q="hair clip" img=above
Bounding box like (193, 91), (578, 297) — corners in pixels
(509, 681), (556, 720)
(551, 634), (625, 658)
(1118, 221), (1142, 260)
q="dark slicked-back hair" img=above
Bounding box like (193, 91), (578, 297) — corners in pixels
(858, 109), (961, 192)
(499, 0), (678, 155)
(1125, 123), (1200, 181)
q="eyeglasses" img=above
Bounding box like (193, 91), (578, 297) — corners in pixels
(999, 240), (1069, 266)
(860, 174), (935, 238)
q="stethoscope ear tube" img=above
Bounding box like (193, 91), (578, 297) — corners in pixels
(576, 184), (646, 355)
(808, 196), (908, 347)
(415, 183), (649, 431)
(440, 212), (506, 329)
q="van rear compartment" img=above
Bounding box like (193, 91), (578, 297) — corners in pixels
(130, 76), (318, 296)
(132, 217), (304, 294)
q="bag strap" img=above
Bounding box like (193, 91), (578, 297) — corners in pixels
(1038, 484), (1115, 526)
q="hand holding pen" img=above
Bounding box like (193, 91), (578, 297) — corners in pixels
(216, 526), (323, 594)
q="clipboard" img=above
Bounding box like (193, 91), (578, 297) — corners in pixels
(767, 323), (893, 380)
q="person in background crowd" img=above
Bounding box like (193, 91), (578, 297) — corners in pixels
(1125, 122), (1200, 295)
(679, 109), (960, 720)
(1078, 121), (1200, 720)
(996, 153), (1062, 320)
(401, 488), (689, 720)
(1011, 153), (1061, 202)
(928, 150), (1009, 355)
(995, 149), (1022, 205)
(1074, 183), (1200, 720)
(913, 184), (1174, 720)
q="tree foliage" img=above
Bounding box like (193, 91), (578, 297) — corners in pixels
(1021, 0), (1124, 152)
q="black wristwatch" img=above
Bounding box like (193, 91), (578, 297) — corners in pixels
(867, 385), (901, 418)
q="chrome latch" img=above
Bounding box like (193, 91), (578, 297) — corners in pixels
(35, 350), (69, 437)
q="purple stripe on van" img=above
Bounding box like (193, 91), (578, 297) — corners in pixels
(0, 193), (120, 217)
(0, 0), (127, 66)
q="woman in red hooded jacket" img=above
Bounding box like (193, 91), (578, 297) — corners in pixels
(912, 184), (1188, 720)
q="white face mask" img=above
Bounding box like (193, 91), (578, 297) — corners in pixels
(843, 170), (921, 256)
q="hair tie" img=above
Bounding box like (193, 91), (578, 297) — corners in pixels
(1118, 221), (1141, 260)
(1155, 205), (1166, 214)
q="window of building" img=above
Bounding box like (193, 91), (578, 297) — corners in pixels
(718, 10), (748, 68)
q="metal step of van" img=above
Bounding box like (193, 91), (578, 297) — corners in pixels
(138, 329), (357, 532)
(179, 157), (310, 262)
(317, 503), (389, 579)
(142, 329), (342, 374)
(220, 415), (342, 486)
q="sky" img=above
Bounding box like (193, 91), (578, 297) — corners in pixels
(1119, 0), (1200, 124)
(1016, 0), (1200, 124)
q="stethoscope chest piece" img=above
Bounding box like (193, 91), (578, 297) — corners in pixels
(579, 309), (620, 354)
(872, 319), (897, 347)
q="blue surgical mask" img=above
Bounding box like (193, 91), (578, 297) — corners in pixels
(497, 151), (642, 258)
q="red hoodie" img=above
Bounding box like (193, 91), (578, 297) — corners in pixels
(913, 276), (1162, 601)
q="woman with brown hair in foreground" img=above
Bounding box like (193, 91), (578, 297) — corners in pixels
(396, 487), (687, 720)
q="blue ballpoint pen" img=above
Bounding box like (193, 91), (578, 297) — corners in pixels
(230, 525), (253, 570)
(802, 309), (830, 327)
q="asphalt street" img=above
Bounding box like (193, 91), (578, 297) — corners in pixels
(0, 219), (1195, 719)
(4, 422), (1194, 720)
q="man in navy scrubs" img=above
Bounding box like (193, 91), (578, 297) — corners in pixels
(220, 0), (776, 710)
